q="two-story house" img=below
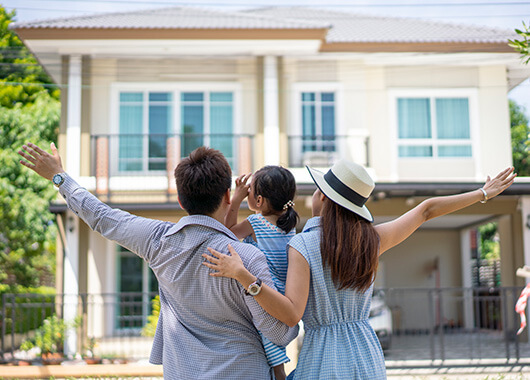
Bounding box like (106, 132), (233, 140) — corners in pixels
(12, 6), (530, 351)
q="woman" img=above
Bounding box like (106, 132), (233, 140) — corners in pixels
(203, 160), (516, 379)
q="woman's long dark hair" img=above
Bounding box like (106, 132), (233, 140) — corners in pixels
(320, 198), (379, 292)
(253, 166), (299, 233)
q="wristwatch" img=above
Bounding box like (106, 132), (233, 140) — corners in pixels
(52, 173), (66, 187)
(245, 278), (262, 296)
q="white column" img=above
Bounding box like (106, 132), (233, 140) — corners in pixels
(66, 55), (82, 177)
(522, 196), (530, 279)
(460, 228), (474, 329)
(263, 56), (280, 165)
(64, 212), (79, 356)
(64, 54), (82, 356)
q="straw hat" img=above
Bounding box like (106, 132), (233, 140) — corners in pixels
(307, 159), (375, 222)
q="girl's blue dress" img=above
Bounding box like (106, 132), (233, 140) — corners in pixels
(244, 213), (296, 367)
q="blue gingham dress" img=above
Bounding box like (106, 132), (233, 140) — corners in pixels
(244, 213), (296, 367)
(288, 217), (387, 380)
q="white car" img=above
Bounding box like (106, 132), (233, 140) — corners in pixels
(369, 294), (393, 350)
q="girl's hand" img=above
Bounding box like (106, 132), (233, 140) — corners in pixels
(233, 173), (251, 203)
(202, 244), (250, 282)
(482, 167), (517, 200)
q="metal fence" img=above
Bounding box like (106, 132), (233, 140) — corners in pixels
(376, 286), (530, 364)
(1, 287), (529, 365)
(0, 292), (158, 363)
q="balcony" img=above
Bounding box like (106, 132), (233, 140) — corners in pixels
(90, 133), (253, 204)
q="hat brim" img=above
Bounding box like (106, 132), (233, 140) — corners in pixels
(307, 166), (373, 222)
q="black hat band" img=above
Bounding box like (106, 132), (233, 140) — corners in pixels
(324, 169), (368, 208)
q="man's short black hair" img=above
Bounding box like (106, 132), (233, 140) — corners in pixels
(175, 147), (232, 215)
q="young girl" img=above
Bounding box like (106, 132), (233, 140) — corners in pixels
(225, 165), (299, 380)
(206, 160), (516, 379)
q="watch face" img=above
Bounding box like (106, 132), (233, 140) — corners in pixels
(248, 284), (260, 295)
(53, 174), (63, 186)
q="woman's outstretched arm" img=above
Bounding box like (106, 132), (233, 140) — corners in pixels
(203, 244), (310, 327)
(375, 167), (516, 255)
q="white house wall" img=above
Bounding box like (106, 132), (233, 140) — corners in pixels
(380, 229), (462, 330)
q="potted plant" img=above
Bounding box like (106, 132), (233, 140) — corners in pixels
(20, 314), (76, 365)
(83, 336), (102, 364)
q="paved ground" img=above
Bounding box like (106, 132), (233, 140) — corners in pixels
(387, 366), (530, 379)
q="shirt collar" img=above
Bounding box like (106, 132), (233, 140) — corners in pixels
(164, 214), (239, 241)
(302, 216), (321, 233)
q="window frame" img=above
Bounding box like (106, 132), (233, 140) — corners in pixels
(110, 82), (242, 176)
(389, 88), (479, 161)
(291, 82), (344, 166)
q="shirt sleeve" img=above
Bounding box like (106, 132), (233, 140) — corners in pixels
(288, 234), (311, 265)
(235, 242), (299, 347)
(58, 174), (167, 262)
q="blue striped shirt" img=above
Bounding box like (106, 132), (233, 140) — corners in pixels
(58, 175), (299, 380)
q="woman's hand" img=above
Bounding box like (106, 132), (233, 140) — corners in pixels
(232, 173), (251, 203)
(203, 244), (252, 284)
(482, 166), (517, 200)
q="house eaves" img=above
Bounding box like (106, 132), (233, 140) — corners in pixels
(297, 182), (530, 197)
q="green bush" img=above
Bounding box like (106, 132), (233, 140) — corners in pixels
(20, 314), (80, 355)
(141, 295), (160, 337)
(0, 286), (56, 335)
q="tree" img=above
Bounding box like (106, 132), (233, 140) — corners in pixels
(509, 22), (530, 64)
(510, 100), (530, 177)
(0, 94), (59, 287)
(0, 6), (59, 107)
(0, 7), (60, 287)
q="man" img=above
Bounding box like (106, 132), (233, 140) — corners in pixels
(18, 142), (298, 380)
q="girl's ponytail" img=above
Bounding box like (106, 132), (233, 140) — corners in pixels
(277, 204), (299, 234)
(253, 166), (299, 233)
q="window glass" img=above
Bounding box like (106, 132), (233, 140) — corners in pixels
(148, 93), (172, 171)
(210, 100), (233, 167)
(119, 93), (144, 171)
(399, 146), (433, 157)
(439, 145), (472, 157)
(181, 92), (203, 102)
(181, 102), (204, 157)
(398, 98), (431, 139)
(436, 98), (470, 139)
(301, 92), (315, 101)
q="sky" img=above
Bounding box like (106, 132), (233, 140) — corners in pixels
(3, 0), (530, 116)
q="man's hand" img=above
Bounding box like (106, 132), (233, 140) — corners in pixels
(18, 142), (65, 181)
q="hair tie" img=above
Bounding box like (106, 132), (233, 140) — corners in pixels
(283, 200), (295, 210)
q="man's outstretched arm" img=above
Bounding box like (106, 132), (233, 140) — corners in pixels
(18, 142), (166, 262)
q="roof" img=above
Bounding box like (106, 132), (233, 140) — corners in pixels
(244, 7), (517, 44)
(12, 5), (516, 45)
(11, 6), (329, 30)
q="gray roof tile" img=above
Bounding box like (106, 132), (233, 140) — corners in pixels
(12, 6), (329, 30)
(12, 5), (516, 44)
(245, 7), (517, 43)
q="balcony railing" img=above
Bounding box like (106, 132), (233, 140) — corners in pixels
(287, 134), (370, 168)
(90, 133), (254, 202)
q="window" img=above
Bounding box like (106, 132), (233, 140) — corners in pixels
(116, 246), (158, 331)
(119, 92), (172, 172)
(116, 88), (236, 174)
(181, 92), (234, 167)
(301, 92), (336, 152)
(397, 97), (472, 158)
